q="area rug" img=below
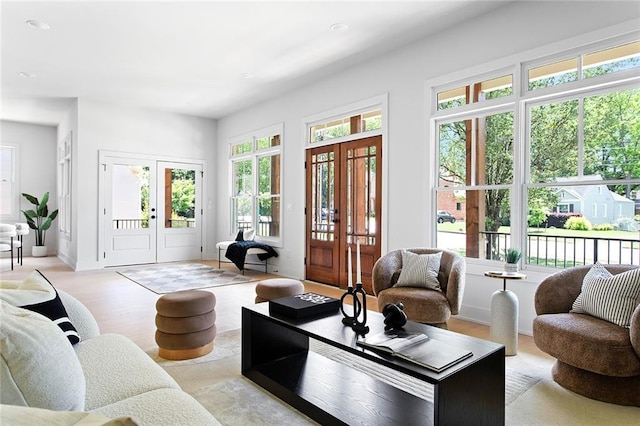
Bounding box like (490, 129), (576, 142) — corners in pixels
(118, 263), (255, 294)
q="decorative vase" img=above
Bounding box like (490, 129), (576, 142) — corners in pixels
(504, 262), (519, 274)
(32, 246), (47, 257)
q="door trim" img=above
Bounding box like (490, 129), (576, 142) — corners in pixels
(98, 150), (207, 268)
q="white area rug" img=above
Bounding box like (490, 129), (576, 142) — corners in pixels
(118, 263), (255, 294)
(157, 329), (547, 425)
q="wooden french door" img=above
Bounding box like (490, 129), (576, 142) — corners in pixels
(305, 136), (382, 293)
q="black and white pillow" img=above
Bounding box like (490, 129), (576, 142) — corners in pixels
(0, 270), (80, 344)
(571, 263), (640, 328)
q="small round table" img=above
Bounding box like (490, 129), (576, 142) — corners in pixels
(484, 271), (526, 356)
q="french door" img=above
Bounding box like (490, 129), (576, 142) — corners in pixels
(305, 136), (381, 293)
(103, 155), (203, 267)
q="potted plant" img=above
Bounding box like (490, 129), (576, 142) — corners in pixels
(505, 247), (522, 274)
(21, 192), (58, 257)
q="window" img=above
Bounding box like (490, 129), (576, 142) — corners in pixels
(433, 34), (640, 268)
(0, 146), (16, 217)
(229, 124), (282, 244)
(309, 108), (381, 143)
(58, 133), (72, 239)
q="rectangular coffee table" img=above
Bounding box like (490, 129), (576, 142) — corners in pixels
(242, 303), (505, 425)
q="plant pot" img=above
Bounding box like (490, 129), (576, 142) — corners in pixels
(32, 246), (48, 257)
(504, 262), (519, 274)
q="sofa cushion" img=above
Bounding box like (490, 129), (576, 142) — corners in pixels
(74, 333), (180, 410)
(0, 404), (138, 425)
(93, 388), (220, 426)
(0, 301), (86, 411)
(0, 270), (80, 344)
(571, 263), (640, 327)
(394, 250), (442, 291)
(533, 312), (640, 377)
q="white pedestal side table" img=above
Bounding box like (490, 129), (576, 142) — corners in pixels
(484, 271), (526, 356)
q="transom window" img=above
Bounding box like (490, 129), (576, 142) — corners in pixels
(309, 108), (381, 143)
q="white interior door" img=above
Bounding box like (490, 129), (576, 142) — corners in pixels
(103, 156), (203, 267)
(104, 157), (157, 266)
(156, 161), (203, 263)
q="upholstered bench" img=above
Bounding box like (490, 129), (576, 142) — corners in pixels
(155, 290), (217, 360)
(255, 278), (304, 303)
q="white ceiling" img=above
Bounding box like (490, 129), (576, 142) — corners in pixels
(1, 1), (511, 124)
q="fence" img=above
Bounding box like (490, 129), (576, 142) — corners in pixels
(481, 231), (639, 267)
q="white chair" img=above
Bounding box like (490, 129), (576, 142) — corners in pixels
(0, 224), (17, 270)
(15, 223), (29, 265)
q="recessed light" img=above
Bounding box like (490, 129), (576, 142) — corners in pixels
(19, 72), (37, 78)
(240, 72), (254, 80)
(330, 23), (349, 32)
(26, 20), (50, 30)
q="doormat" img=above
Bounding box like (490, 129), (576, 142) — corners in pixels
(118, 263), (256, 294)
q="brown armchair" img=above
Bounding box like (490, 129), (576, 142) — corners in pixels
(533, 264), (640, 406)
(372, 248), (465, 327)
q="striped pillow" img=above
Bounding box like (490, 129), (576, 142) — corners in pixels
(394, 250), (442, 291)
(0, 270), (80, 344)
(571, 263), (640, 327)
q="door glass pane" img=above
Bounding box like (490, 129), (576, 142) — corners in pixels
(311, 152), (335, 241)
(347, 145), (377, 246)
(165, 168), (196, 228)
(112, 164), (149, 229)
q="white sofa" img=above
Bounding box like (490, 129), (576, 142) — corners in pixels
(0, 274), (220, 425)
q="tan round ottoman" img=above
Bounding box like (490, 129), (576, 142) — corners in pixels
(255, 278), (304, 303)
(155, 290), (216, 360)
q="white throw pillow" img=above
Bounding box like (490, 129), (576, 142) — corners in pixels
(571, 263), (640, 327)
(243, 229), (256, 241)
(0, 300), (86, 410)
(394, 250), (443, 291)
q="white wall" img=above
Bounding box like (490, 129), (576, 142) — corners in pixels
(215, 1), (640, 334)
(0, 120), (57, 257)
(72, 99), (217, 270)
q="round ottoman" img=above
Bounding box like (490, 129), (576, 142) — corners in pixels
(155, 290), (216, 360)
(255, 278), (304, 303)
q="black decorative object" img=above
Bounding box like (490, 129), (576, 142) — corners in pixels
(382, 302), (407, 331)
(340, 242), (369, 335)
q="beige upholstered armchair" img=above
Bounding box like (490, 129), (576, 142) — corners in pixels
(533, 264), (640, 406)
(372, 248), (466, 328)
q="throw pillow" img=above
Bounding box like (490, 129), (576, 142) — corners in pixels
(0, 300), (86, 411)
(571, 263), (640, 327)
(394, 250), (443, 291)
(243, 229), (256, 241)
(234, 229), (244, 241)
(0, 270), (80, 344)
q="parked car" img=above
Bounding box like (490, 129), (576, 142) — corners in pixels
(437, 210), (456, 223)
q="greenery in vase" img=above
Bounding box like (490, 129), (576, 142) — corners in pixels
(21, 192), (58, 246)
(506, 247), (522, 264)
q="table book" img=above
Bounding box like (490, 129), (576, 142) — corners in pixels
(268, 292), (340, 319)
(357, 330), (473, 373)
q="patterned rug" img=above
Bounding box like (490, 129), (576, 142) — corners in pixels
(118, 263), (255, 294)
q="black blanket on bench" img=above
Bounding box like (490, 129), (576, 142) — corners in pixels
(225, 241), (279, 271)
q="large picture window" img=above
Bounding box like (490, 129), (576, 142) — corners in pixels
(433, 34), (640, 269)
(229, 124), (282, 245)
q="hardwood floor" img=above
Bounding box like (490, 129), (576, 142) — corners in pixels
(0, 256), (554, 368)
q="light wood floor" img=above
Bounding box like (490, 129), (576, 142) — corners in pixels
(0, 256), (554, 368)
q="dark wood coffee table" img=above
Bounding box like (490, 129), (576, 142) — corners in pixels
(242, 303), (505, 425)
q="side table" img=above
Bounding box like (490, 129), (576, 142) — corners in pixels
(484, 271), (526, 356)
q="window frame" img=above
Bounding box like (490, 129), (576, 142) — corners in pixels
(428, 29), (640, 271)
(228, 123), (283, 247)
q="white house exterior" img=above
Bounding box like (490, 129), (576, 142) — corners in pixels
(555, 175), (635, 226)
